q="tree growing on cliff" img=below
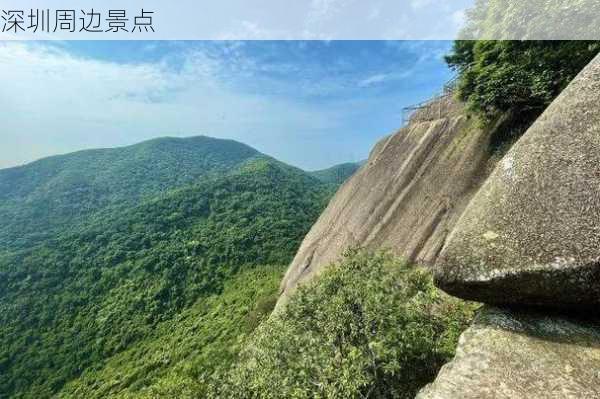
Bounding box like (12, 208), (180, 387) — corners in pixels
(446, 40), (600, 124)
(210, 250), (476, 399)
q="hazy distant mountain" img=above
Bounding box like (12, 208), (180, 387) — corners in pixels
(309, 161), (363, 185)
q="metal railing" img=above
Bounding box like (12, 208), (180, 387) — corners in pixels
(401, 76), (459, 125)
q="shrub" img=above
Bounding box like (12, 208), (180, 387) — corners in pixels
(211, 250), (476, 399)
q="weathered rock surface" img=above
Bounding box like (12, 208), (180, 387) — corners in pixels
(278, 98), (496, 303)
(434, 54), (600, 308)
(417, 307), (600, 399)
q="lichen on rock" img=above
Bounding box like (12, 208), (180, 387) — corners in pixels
(416, 306), (600, 399)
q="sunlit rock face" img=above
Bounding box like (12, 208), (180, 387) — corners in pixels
(277, 97), (496, 306)
(417, 307), (600, 399)
(434, 53), (600, 308)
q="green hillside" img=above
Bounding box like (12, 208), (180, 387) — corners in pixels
(0, 139), (333, 398)
(57, 265), (286, 398)
(5, 38), (592, 399)
(0, 136), (263, 251)
(309, 162), (362, 186)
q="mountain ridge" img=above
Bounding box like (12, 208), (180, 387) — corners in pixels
(0, 135), (357, 254)
(0, 135), (343, 398)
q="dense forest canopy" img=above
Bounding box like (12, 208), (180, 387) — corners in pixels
(309, 162), (362, 186)
(0, 136), (263, 251)
(0, 137), (339, 398)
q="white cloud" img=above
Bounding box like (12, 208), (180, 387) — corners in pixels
(0, 42), (343, 169)
(0, 41), (454, 170)
(358, 74), (389, 87)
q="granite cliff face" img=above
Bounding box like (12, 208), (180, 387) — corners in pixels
(278, 98), (497, 303)
(277, 54), (600, 399)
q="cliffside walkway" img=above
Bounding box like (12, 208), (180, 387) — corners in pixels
(401, 76), (458, 125)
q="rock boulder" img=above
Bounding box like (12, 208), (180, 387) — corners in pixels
(434, 54), (600, 308)
(417, 307), (600, 399)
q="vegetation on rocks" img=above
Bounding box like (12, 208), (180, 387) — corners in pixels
(435, 51), (600, 309)
(4, 38), (597, 399)
(459, 0), (600, 41)
(212, 250), (476, 399)
(446, 40), (600, 146)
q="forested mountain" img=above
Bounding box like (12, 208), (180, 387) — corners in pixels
(309, 162), (362, 186)
(0, 136), (263, 251)
(0, 137), (335, 398)
(5, 38), (597, 399)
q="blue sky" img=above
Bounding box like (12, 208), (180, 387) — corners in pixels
(0, 40), (454, 170)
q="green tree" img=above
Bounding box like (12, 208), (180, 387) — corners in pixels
(0, 156), (334, 398)
(447, 41), (600, 123)
(212, 250), (476, 399)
